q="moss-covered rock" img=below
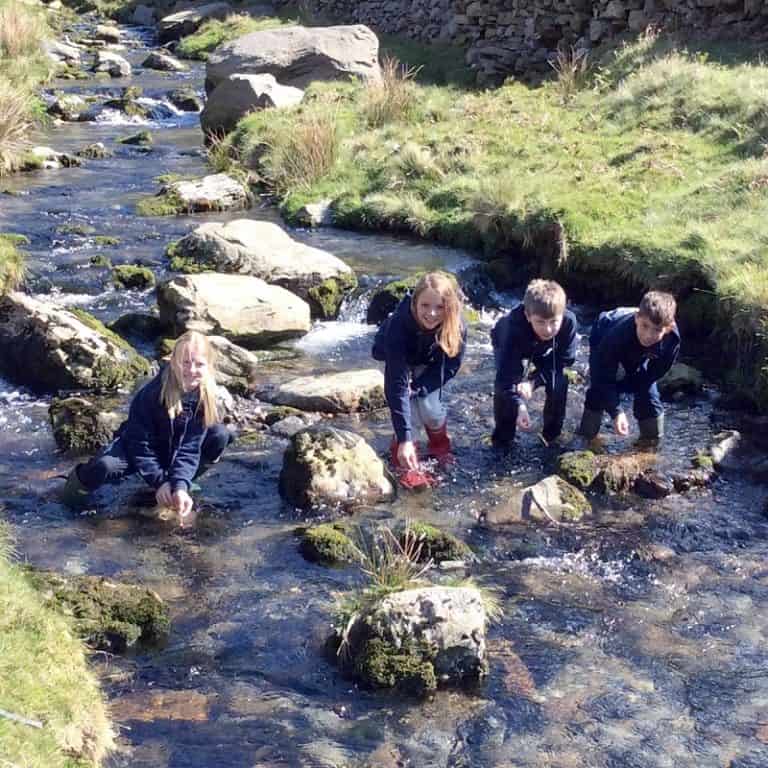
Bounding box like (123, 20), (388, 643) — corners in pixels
(306, 271), (358, 319)
(112, 264), (156, 289)
(49, 396), (121, 454)
(93, 235), (121, 246)
(263, 405), (304, 426)
(136, 189), (185, 217)
(557, 450), (600, 490)
(354, 637), (437, 696)
(90, 253), (112, 267)
(555, 477), (591, 521)
(403, 521), (473, 563)
(25, 570), (170, 653)
(298, 522), (359, 565)
(118, 130), (153, 146)
(166, 237), (214, 272)
(108, 312), (165, 342)
(366, 274), (422, 324)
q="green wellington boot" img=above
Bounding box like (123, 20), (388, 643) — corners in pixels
(638, 414), (665, 440)
(60, 466), (91, 510)
(577, 408), (603, 440)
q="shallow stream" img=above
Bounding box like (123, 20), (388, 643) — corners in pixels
(1, 19), (768, 768)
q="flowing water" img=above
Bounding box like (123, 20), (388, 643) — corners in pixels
(2, 19), (768, 768)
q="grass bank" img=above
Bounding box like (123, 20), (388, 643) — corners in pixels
(216, 31), (768, 407)
(0, 0), (52, 176)
(0, 523), (115, 767)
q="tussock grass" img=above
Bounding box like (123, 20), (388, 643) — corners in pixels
(0, 522), (115, 767)
(549, 45), (590, 103)
(362, 56), (421, 127)
(0, 0), (44, 58)
(0, 233), (26, 291)
(0, 78), (33, 175)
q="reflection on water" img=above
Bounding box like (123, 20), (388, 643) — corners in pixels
(1, 17), (768, 768)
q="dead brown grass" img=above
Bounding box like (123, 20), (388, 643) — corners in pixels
(362, 55), (421, 127)
(0, 78), (32, 176)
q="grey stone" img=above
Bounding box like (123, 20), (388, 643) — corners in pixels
(158, 2), (231, 43)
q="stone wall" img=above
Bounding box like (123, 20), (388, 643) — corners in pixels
(272, 0), (768, 80)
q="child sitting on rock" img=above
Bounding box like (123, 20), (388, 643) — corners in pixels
(578, 290), (680, 442)
(61, 331), (232, 518)
(372, 272), (466, 490)
(491, 279), (577, 449)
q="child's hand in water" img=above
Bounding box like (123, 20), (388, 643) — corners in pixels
(517, 403), (531, 430)
(173, 489), (194, 519)
(516, 381), (533, 400)
(156, 482), (174, 508)
(614, 411), (629, 436)
(397, 440), (420, 470)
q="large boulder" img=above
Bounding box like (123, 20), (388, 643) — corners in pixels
(170, 173), (248, 213)
(49, 396), (122, 454)
(341, 586), (489, 695)
(157, 273), (310, 348)
(205, 24), (381, 93)
(207, 335), (259, 394)
(0, 293), (150, 394)
(279, 426), (394, 509)
(200, 73), (303, 136)
(259, 369), (385, 413)
(48, 94), (87, 121)
(93, 51), (132, 78)
(658, 362), (704, 399)
(557, 450), (658, 493)
(168, 219), (356, 318)
(158, 2), (231, 43)
(485, 475), (591, 525)
(141, 51), (187, 72)
(43, 39), (82, 65)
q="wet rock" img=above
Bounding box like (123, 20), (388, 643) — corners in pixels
(557, 449), (600, 490)
(342, 586), (488, 695)
(486, 475), (591, 525)
(43, 38), (82, 65)
(0, 293), (150, 394)
(26, 570), (170, 652)
(93, 51), (132, 78)
(159, 2), (232, 43)
(270, 414), (315, 437)
(111, 689), (212, 722)
(557, 449), (658, 493)
(708, 429), (741, 469)
(168, 219), (355, 318)
(658, 362), (704, 399)
(206, 24), (382, 93)
(279, 425), (394, 509)
(169, 173), (248, 213)
(298, 521), (359, 565)
(142, 51), (187, 72)
(48, 93), (86, 121)
(108, 311), (165, 341)
(671, 468), (714, 492)
(167, 87), (202, 112)
(401, 521), (474, 563)
(294, 199), (334, 228)
(207, 335), (259, 394)
(200, 73), (303, 136)
(95, 24), (120, 43)
(157, 273), (311, 348)
(48, 396), (122, 454)
(118, 130), (153, 146)
(22, 146), (81, 170)
(259, 369), (385, 414)
(77, 142), (113, 160)
(112, 264), (155, 289)
(366, 274), (420, 324)
(100, 95), (151, 120)
(634, 470), (673, 499)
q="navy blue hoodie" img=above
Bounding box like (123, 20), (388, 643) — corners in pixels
(492, 304), (578, 406)
(117, 372), (208, 492)
(589, 307), (681, 417)
(373, 295), (466, 443)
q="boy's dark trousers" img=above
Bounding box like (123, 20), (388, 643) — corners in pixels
(77, 424), (232, 491)
(493, 371), (569, 446)
(582, 376), (663, 438)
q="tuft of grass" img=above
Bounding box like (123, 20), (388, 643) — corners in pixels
(0, 76), (33, 175)
(362, 55), (421, 127)
(0, 0), (45, 59)
(549, 45), (590, 103)
(0, 232), (26, 292)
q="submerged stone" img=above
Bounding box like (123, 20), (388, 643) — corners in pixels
(298, 522), (359, 565)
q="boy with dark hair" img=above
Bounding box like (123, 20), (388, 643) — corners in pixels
(492, 279), (578, 448)
(578, 290), (680, 441)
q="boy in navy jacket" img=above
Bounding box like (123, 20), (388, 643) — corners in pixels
(578, 291), (680, 441)
(492, 279), (577, 448)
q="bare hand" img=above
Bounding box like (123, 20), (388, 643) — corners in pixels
(517, 404), (531, 430)
(516, 381), (533, 400)
(173, 489), (194, 518)
(156, 482), (173, 507)
(614, 412), (630, 436)
(397, 440), (419, 470)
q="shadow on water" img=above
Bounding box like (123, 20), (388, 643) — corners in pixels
(2, 17), (768, 768)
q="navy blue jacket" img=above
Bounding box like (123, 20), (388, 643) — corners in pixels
(373, 295), (466, 443)
(589, 307), (680, 417)
(492, 305), (578, 405)
(117, 372), (208, 492)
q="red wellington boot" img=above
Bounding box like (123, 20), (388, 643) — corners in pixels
(425, 422), (455, 466)
(389, 438), (436, 490)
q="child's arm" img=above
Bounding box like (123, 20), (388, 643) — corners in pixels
(384, 351), (415, 445)
(121, 384), (168, 489)
(166, 427), (206, 494)
(588, 333), (623, 419)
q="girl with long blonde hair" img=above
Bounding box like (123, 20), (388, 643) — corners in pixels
(62, 331), (232, 519)
(371, 271), (466, 489)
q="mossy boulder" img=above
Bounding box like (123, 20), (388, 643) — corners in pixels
(354, 637), (437, 696)
(554, 477), (591, 521)
(49, 396), (122, 454)
(557, 450), (659, 494)
(485, 474), (591, 525)
(263, 405), (304, 425)
(557, 450), (600, 490)
(298, 522), (359, 565)
(109, 311), (166, 342)
(112, 264), (156, 289)
(306, 272), (358, 319)
(403, 522), (474, 563)
(118, 130), (153, 146)
(26, 570), (170, 653)
(136, 189), (185, 217)
(366, 275), (421, 324)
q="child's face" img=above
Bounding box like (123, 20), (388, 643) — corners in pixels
(634, 313), (671, 347)
(178, 341), (209, 391)
(415, 288), (445, 331)
(526, 311), (563, 341)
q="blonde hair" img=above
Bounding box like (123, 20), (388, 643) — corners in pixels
(161, 331), (218, 428)
(523, 279), (566, 318)
(410, 272), (464, 358)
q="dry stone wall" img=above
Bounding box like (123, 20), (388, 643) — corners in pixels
(272, 0), (768, 80)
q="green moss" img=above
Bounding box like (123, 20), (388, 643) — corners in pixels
(25, 570), (170, 652)
(0, 232), (30, 246)
(264, 405), (303, 426)
(136, 189), (185, 217)
(405, 521), (473, 563)
(93, 235), (120, 246)
(236, 428), (267, 447)
(112, 264), (156, 289)
(557, 450), (600, 490)
(555, 478), (591, 521)
(299, 522), (359, 565)
(354, 637), (437, 695)
(166, 237), (215, 273)
(59, 222), (94, 236)
(0, 236), (25, 293)
(48, 396), (117, 454)
(693, 450), (714, 469)
(306, 271), (358, 319)
(90, 253), (112, 267)
(366, 274), (423, 324)
(156, 337), (175, 358)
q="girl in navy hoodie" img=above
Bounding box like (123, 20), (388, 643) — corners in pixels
(61, 331), (232, 519)
(372, 272), (466, 489)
